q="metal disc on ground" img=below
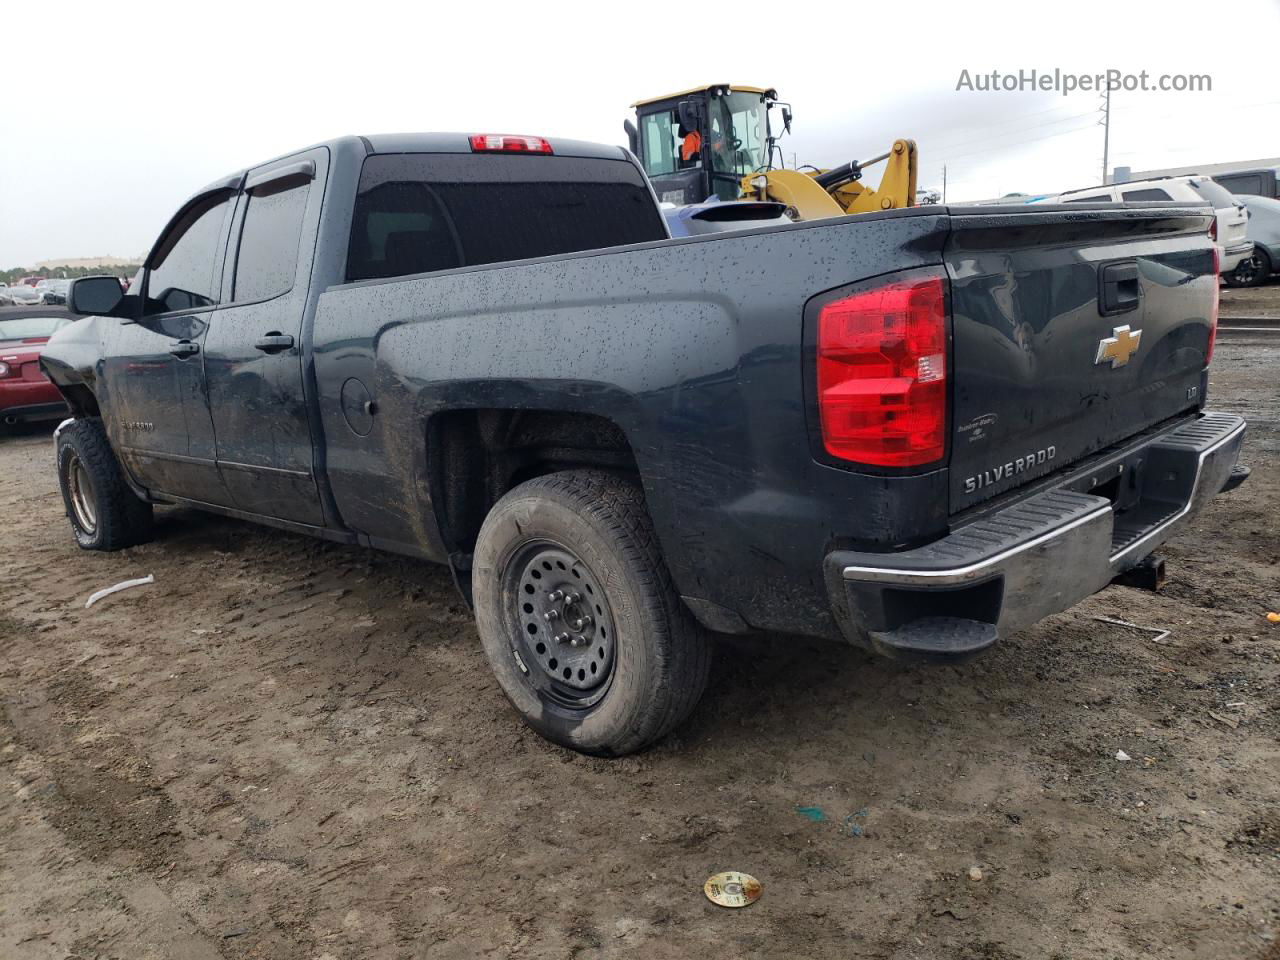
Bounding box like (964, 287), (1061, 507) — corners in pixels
(704, 871), (762, 908)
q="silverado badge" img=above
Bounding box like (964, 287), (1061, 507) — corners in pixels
(1095, 325), (1142, 368)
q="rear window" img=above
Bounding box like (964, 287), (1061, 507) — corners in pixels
(346, 153), (666, 283)
(1188, 179), (1238, 209)
(0, 316), (72, 339)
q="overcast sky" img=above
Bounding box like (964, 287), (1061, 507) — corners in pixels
(2, 0), (1278, 267)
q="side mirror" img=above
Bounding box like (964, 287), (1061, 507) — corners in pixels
(68, 275), (125, 316)
(782, 107), (793, 134)
(676, 99), (703, 134)
(623, 119), (639, 156)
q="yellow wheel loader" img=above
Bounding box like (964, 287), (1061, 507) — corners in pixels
(623, 84), (917, 220)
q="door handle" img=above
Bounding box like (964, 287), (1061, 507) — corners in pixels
(169, 339), (199, 358)
(254, 332), (295, 354)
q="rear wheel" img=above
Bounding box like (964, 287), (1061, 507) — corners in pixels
(472, 470), (711, 756)
(56, 418), (154, 551)
(1225, 248), (1271, 288)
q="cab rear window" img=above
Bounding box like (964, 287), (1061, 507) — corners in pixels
(346, 153), (665, 283)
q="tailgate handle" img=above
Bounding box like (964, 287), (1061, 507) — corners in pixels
(1099, 261), (1140, 316)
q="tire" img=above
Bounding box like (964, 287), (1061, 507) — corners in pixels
(1226, 248), (1271, 288)
(472, 470), (711, 756)
(56, 417), (154, 551)
(1244, 248), (1272, 288)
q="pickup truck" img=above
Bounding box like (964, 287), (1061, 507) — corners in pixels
(42, 132), (1248, 756)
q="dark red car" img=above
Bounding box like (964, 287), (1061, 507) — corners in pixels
(0, 313), (75, 427)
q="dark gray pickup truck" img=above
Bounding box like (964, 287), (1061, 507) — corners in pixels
(43, 132), (1247, 755)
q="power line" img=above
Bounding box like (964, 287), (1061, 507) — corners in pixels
(805, 106), (1096, 169)
(916, 109), (1097, 155)
(1109, 96), (1280, 119)
(925, 120), (1099, 167)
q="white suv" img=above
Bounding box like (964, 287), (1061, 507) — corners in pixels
(1034, 176), (1253, 275)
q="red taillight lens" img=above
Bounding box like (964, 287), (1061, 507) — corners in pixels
(1208, 218), (1218, 242)
(468, 133), (553, 154)
(1207, 245), (1220, 365)
(817, 270), (948, 467)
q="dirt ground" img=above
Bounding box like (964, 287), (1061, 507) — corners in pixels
(1, 335), (1277, 960)
(1222, 281), (1280, 319)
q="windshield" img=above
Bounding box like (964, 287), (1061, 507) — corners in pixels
(706, 91), (769, 178)
(0, 316), (71, 340)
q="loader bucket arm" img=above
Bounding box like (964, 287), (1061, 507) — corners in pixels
(832, 139), (917, 213)
(738, 169), (848, 220)
(739, 139), (917, 220)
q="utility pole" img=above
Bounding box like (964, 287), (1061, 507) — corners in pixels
(1100, 86), (1111, 185)
(942, 164), (947, 204)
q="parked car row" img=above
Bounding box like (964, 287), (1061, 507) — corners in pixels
(0, 312), (76, 427)
(1032, 176), (1254, 276)
(1224, 194), (1280, 287)
(0, 277), (75, 306)
(0, 276), (45, 305)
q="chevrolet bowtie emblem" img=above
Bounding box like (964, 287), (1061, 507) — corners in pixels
(1095, 324), (1142, 368)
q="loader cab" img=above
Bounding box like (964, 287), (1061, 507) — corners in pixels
(628, 85), (779, 206)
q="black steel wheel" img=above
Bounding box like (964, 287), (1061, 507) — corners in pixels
(506, 542), (617, 708)
(473, 470), (712, 756)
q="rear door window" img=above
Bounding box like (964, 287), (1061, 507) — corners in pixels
(346, 153), (666, 283)
(1063, 192), (1112, 203)
(232, 177), (310, 303)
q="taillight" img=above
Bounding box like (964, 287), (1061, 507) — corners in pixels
(468, 134), (553, 154)
(1207, 246), (1220, 365)
(1208, 218), (1218, 242)
(817, 270), (948, 467)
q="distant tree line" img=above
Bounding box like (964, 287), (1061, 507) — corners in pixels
(2, 263), (141, 285)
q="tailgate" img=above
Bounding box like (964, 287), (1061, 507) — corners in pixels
(945, 204), (1217, 512)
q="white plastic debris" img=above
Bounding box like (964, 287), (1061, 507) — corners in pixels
(1115, 750), (1132, 762)
(85, 574), (155, 609)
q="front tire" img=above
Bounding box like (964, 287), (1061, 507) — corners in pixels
(56, 418), (154, 551)
(472, 470), (711, 756)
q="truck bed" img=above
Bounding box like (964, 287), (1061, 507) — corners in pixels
(310, 201), (1218, 641)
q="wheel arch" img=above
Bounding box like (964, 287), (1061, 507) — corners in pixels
(425, 407), (644, 560)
